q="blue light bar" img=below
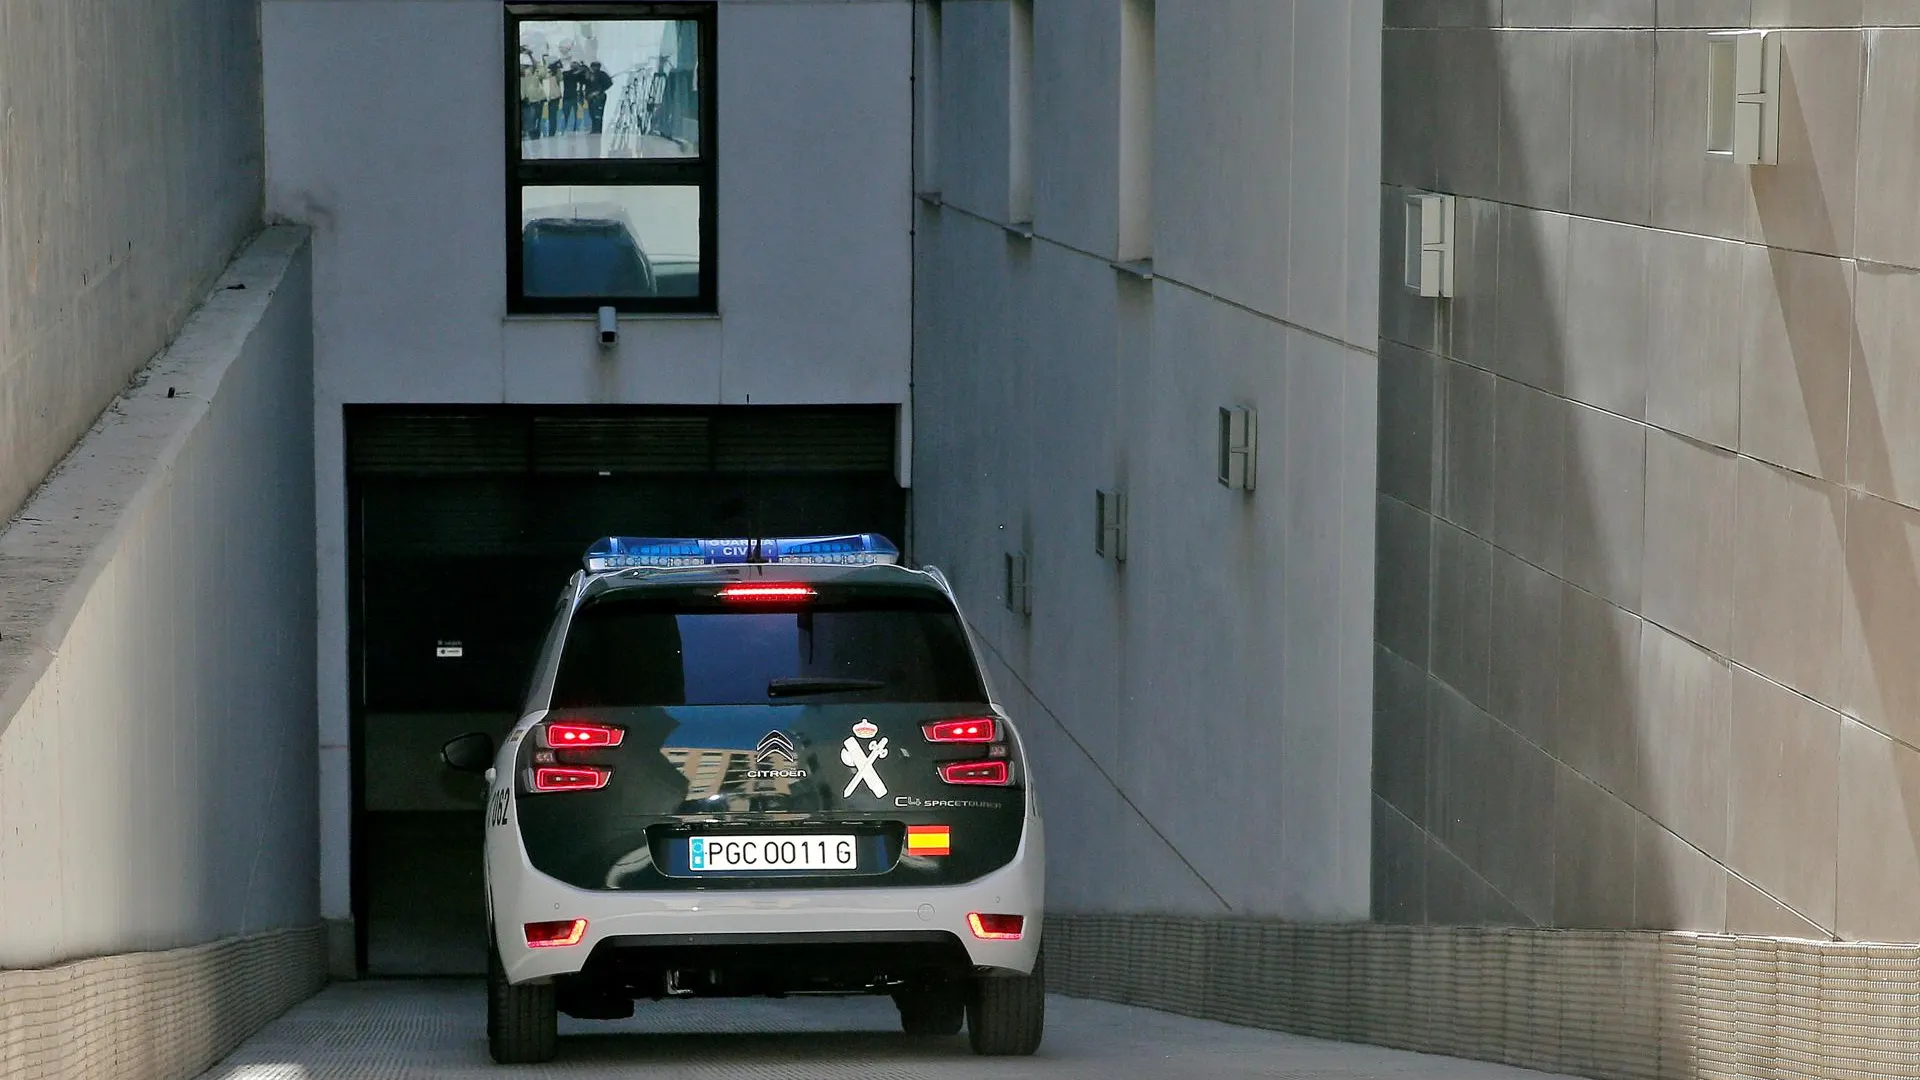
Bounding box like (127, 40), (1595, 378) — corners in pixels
(762, 534), (900, 566)
(584, 534), (898, 573)
(585, 537), (753, 572)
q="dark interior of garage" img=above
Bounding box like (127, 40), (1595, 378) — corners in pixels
(345, 405), (907, 975)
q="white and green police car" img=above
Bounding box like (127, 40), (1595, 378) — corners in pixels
(440, 534), (1046, 1063)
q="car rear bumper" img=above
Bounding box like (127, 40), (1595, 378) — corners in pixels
(490, 815), (1043, 985)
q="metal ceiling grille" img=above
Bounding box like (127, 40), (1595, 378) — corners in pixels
(347, 407), (896, 477)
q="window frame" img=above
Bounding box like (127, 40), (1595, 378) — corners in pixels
(505, 2), (719, 315)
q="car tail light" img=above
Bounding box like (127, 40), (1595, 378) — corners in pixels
(938, 760), (1010, 786)
(967, 913), (1024, 940)
(719, 584), (815, 603)
(530, 766), (611, 792)
(922, 717), (997, 743)
(524, 919), (588, 948)
(543, 721), (624, 748)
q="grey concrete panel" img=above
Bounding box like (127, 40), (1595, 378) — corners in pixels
(1373, 795), (1429, 923)
(1838, 490), (1920, 748)
(1555, 583), (1645, 808)
(1378, 341), (1439, 511)
(1383, 30), (1439, 189)
(1373, 649), (1431, 828)
(1726, 874), (1831, 938)
(1562, 218), (1650, 419)
(1440, 360), (1496, 539)
(1856, 31), (1920, 268)
(1657, 0), (1752, 26)
(1377, 496), (1435, 667)
(1752, 0), (1867, 26)
(1641, 430), (1738, 656)
(1836, 716), (1920, 941)
(1493, 206), (1570, 395)
(1731, 457), (1847, 705)
(1447, 198), (1503, 372)
(1551, 764), (1638, 929)
(1645, 230), (1742, 450)
(1491, 378), (1568, 576)
(1433, 30), (1502, 202)
(1560, 403), (1647, 611)
(1747, 29), (1863, 258)
(1738, 244), (1855, 483)
(1487, 547), (1562, 753)
(1570, 31), (1656, 225)
(1430, 522), (1494, 709)
(1632, 815), (1729, 932)
(1867, 0), (1920, 23)
(1848, 263), (1920, 508)
(1494, 32), (1573, 213)
(1728, 666), (1842, 932)
(1634, 624), (1733, 860)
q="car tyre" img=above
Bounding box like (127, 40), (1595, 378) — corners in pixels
(966, 947), (1045, 1056)
(894, 985), (966, 1036)
(488, 938), (559, 1064)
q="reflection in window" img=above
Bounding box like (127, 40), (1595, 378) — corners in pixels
(522, 186), (701, 299)
(517, 19), (700, 161)
(508, 4), (714, 313)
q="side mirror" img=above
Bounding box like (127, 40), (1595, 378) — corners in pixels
(441, 732), (496, 774)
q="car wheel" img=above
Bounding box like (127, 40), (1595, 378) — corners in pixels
(487, 937), (559, 1064)
(966, 947), (1045, 1056)
(894, 984), (966, 1036)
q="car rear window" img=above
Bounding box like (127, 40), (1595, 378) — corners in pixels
(551, 591), (988, 707)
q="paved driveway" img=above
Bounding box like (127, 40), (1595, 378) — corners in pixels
(197, 981), (1576, 1079)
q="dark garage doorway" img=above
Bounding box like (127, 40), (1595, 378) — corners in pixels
(345, 405), (907, 975)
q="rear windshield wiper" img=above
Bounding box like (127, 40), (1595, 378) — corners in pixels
(767, 677), (887, 698)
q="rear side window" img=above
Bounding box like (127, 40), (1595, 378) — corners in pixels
(551, 592), (988, 707)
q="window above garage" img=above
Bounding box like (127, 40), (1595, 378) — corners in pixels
(507, 3), (717, 314)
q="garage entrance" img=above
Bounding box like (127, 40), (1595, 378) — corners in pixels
(345, 405), (907, 975)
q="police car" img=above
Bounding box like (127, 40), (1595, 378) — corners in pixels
(439, 534), (1045, 1063)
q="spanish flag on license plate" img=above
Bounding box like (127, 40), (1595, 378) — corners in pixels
(906, 825), (950, 857)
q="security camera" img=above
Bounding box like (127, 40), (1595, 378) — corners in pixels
(597, 305), (618, 348)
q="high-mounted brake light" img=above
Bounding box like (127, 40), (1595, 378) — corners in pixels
(967, 913), (1024, 940)
(938, 760), (1011, 786)
(719, 584), (816, 603)
(531, 766), (611, 792)
(543, 722), (624, 748)
(923, 717), (997, 743)
(524, 919), (588, 948)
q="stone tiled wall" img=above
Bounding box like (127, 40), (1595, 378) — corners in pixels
(1375, 0), (1920, 942)
(1046, 914), (1920, 1080)
(0, 926), (326, 1080)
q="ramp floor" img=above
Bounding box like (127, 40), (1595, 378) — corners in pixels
(195, 980), (1576, 1079)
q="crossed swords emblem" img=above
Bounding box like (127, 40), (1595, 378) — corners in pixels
(841, 736), (890, 798)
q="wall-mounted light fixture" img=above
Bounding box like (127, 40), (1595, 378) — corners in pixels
(1095, 489), (1128, 561)
(1402, 191), (1455, 298)
(1706, 30), (1779, 165)
(1005, 551), (1032, 615)
(1218, 406), (1257, 492)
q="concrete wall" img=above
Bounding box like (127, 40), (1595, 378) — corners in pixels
(259, 0), (915, 932)
(0, 229), (318, 970)
(914, 0), (1382, 919)
(0, 0), (265, 524)
(1377, 0), (1920, 943)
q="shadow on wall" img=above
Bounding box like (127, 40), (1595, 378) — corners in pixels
(1381, 5), (1920, 956)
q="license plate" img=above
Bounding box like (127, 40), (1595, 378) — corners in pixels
(688, 834), (858, 872)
